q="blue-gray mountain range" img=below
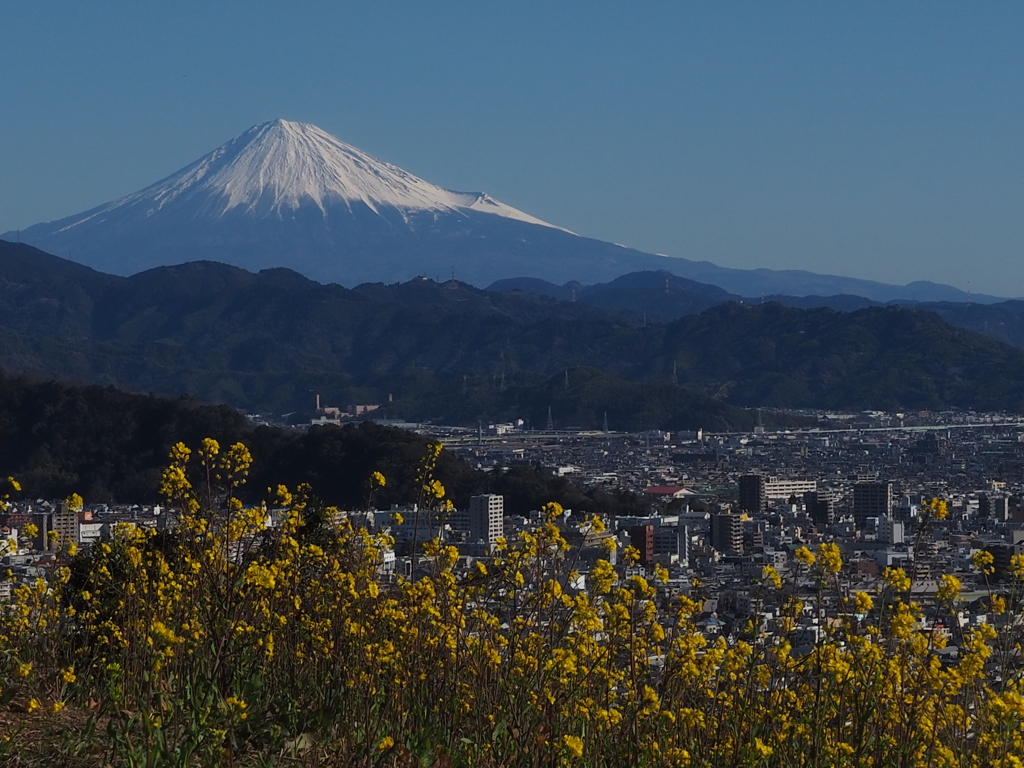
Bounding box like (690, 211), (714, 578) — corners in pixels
(4, 120), (1007, 304)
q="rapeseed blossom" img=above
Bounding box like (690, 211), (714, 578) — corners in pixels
(0, 452), (1019, 768)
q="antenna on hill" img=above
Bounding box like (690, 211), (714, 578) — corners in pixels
(546, 406), (554, 431)
(603, 411), (609, 434)
(672, 361), (678, 386)
(564, 368), (569, 389)
(500, 351), (506, 392)
(760, 291), (765, 305)
(966, 282), (971, 306)
(665, 275), (670, 293)
(451, 265), (455, 282)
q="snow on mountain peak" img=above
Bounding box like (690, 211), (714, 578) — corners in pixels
(71, 119), (565, 230)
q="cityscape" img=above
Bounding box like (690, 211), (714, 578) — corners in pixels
(5, 3), (1024, 765)
(6, 407), (1023, 654)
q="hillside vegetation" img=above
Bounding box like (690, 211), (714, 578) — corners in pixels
(2, 242), (1024, 423)
(0, 368), (651, 514)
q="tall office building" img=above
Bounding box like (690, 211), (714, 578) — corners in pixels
(52, 502), (81, 550)
(979, 493), (1009, 522)
(877, 516), (904, 545)
(738, 475), (767, 514)
(853, 482), (893, 530)
(804, 490), (835, 526)
(629, 524), (655, 566)
(710, 512), (744, 555)
(468, 495), (504, 543)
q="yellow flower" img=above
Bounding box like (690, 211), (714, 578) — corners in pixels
(274, 484), (293, 507)
(50, 701), (65, 713)
(200, 437), (220, 459)
(853, 591), (873, 613)
(753, 737), (773, 758)
(245, 562), (277, 590)
(665, 747), (690, 766)
(762, 565), (782, 590)
(225, 696), (248, 720)
(794, 546), (816, 568)
(16, 662), (32, 678)
(542, 501), (564, 521)
(378, 736), (395, 751)
(562, 734), (584, 759)
(817, 542), (842, 574)
(61, 666), (76, 684)
(988, 594), (1006, 615)
(883, 566), (911, 591)
(371, 471), (387, 488)
(925, 497), (948, 521)
(1011, 553), (1024, 580)
(971, 549), (995, 575)
(623, 545), (640, 566)
(936, 574), (961, 603)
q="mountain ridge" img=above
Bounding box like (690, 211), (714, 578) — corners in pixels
(1, 241), (1024, 424)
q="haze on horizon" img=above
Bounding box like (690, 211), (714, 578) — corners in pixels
(2, 1), (1023, 297)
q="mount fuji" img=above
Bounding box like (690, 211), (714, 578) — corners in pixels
(5, 120), (1008, 301)
(7, 119), (679, 286)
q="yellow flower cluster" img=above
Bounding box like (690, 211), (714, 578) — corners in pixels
(0, 449), (1021, 768)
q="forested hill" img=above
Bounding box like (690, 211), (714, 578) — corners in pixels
(2, 241), (1024, 421)
(0, 368), (657, 514)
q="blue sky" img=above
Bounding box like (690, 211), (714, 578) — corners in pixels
(3, 1), (1023, 295)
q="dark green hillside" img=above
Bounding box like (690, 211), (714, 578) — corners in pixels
(0, 368), (653, 513)
(2, 241), (1024, 421)
(0, 370), (248, 500)
(663, 302), (1024, 411)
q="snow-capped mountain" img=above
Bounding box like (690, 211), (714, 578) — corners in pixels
(5, 120), (1009, 301)
(8, 119), (675, 286)
(77, 120), (566, 227)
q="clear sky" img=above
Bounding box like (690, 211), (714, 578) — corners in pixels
(2, 1), (1023, 295)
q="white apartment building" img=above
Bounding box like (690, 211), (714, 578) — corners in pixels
(468, 495), (504, 543)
